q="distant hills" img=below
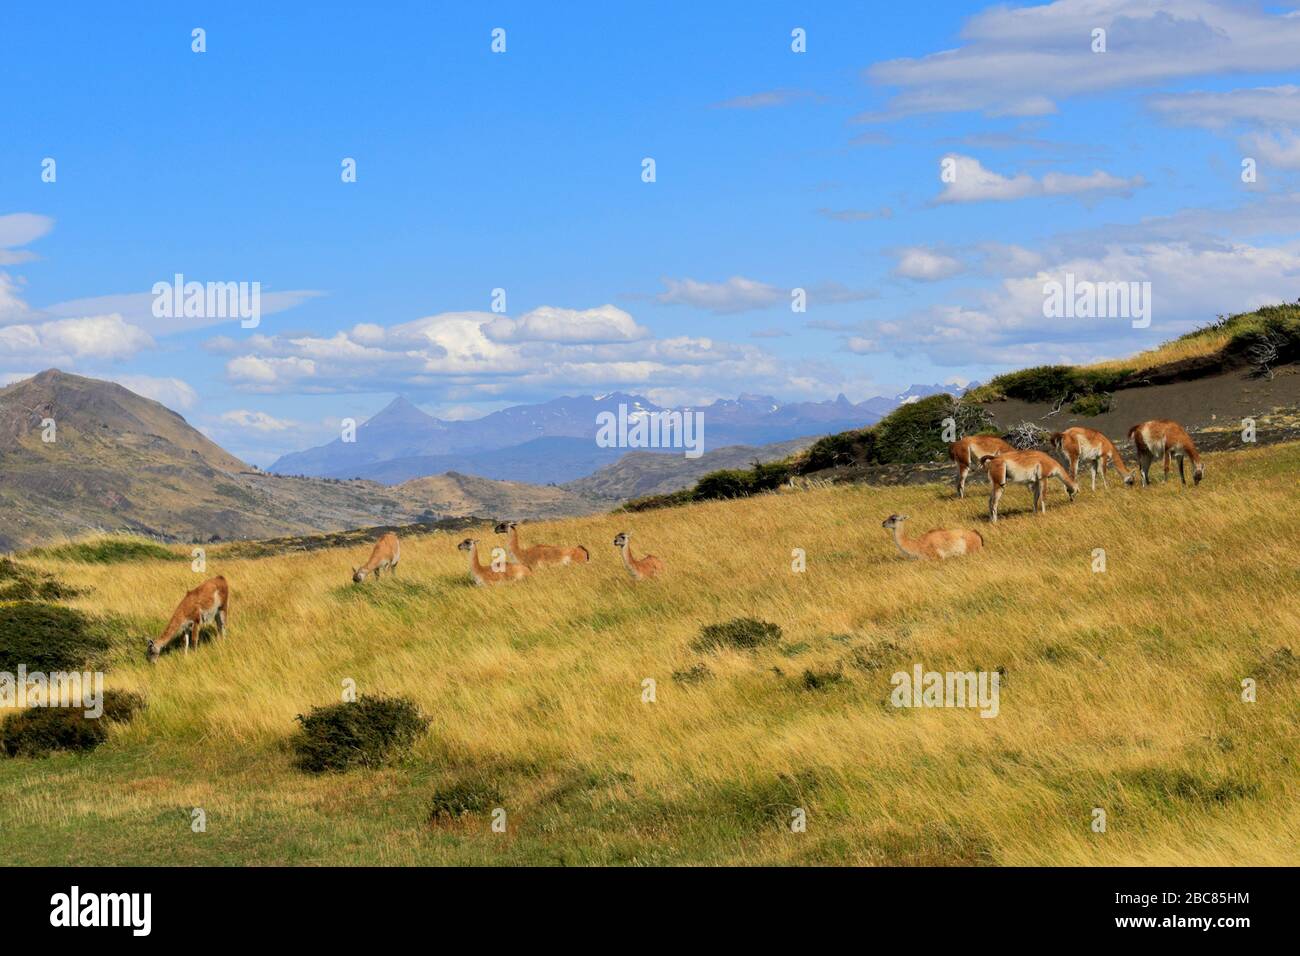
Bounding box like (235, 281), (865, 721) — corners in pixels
(0, 371), (602, 551)
(270, 385), (956, 484)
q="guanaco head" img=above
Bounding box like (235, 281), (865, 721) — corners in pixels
(881, 514), (908, 530)
(613, 532), (629, 548)
(1123, 472), (1136, 486)
(493, 520), (516, 534)
(146, 639), (160, 663)
(457, 538), (477, 552)
(1048, 432), (1064, 450)
(978, 453), (1001, 469)
(351, 565), (368, 584)
(1193, 462), (1205, 484)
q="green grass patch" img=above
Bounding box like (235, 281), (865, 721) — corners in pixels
(691, 617), (783, 653)
(25, 537), (178, 564)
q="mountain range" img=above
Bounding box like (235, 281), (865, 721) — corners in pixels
(270, 385), (957, 484)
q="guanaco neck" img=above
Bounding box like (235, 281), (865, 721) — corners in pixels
(466, 542), (490, 580)
(888, 525), (923, 560)
(619, 540), (637, 571)
(506, 525), (521, 558)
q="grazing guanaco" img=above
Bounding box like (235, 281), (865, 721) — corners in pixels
(982, 450), (1078, 523)
(612, 531), (663, 580)
(881, 514), (983, 560)
(352, 531), (400, 583)
(949, 435), (1014, 498)
(1129, 419), (1204, 487)
(457, 537), (530, 586)
(1050, 427), (1133, 491)
(147, 575), (229, 662)
(493, 520), (589, 569)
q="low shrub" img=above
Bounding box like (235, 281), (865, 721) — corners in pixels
(25, 537), (177, 564)
(291, 695), (429, 773)
(429, 777), (505, 823)
(691, 618), (783, 652)
(1069, 392), (1112, 416)
(0, 690), (142, 758)
(0, 602), (110, 673)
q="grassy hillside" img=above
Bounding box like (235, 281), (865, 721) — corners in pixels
(1, 439), (1296, 865)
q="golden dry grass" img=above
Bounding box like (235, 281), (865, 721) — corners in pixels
(2, 441), (1298, 865)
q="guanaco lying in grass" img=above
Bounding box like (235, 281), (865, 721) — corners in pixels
(493, 520), (589, 569)
(1049, 427), (1133, 491)
(949, 435), (1014, 498)
(352, 531), (400, 583)
(1129, 419), (1204, 487)
(457, 537), (530, 586)
(613, 531), (663, 580)
(881, 514), (983, 560)
(147, 575), (229, 662)
(981, 450), (1078, 523)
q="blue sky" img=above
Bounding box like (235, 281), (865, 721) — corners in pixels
(3, 0), (1300, 463)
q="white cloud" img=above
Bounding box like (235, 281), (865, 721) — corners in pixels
(712, 89), (817, 109)
(1150, 85), (1300, 129)
(110, 375), (199, 410)
(1240, 130), (1300, 170)
(863, 1), (1300, 120)
(892, 247), (965, 281)
(936, 155), (1143, 204)
(0, 314), (154, 362)
(218, 409), (297, 432)
(484, 304), (648, 343)
(43, 288), (323, 336)
(0, 214), (54, 265)
(655, 276), (785, 314)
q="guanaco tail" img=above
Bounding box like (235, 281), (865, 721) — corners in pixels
(147, 575), (229, 662)
(493, 520), (589, 569)
(881, 514), (983, 560)
(1128, 419), (1204, 487)
(612, 531), (663, 580)
(457, 537), (530, 586)
(949, 435), (1014, 498)
(981, 450), (1078, 523)
(352, 531), (400, 583)
(1049, 427), (1133, 491)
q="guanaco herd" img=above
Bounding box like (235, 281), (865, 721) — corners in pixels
(146, 418), (1204, 659)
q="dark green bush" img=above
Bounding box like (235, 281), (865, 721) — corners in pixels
(0, 602), (110, 673)
(873, 393), (957, 464)
(0, 691), (142, 758)
(0, 559), (81, 601)
(291, 695), (429, 773)
(691, 618), (783, 653)
(1070, 392), (1112, 416)
(797, 427), (876, 473)
(801, 665), (846, 691)
(671, 663), (713, 684)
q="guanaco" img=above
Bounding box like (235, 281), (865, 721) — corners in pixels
(457, 537), (530, 586)
(1129, 419), (1204, 487)
(493, 520), (589, 569)
(982, 450), (1078, 523)
(352, 531), (400, 583)
(147, 575), (229, 662)
(612, 532), (663, 580)
(881, 514), (983, 560)
(1049, 427), (1133, 491)
(949, 435), (1014, 498)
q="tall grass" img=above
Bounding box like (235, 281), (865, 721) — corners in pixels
(1, 441), (1297, 865)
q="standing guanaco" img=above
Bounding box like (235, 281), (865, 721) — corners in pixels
(1049, 427), (1133, 491)
(982, 450), (1078, 523)
(949, 435), (1014, 498)
(457, 538), (530, 586)
(612, 532), (663, 580)
(352, 531), (400, 583)
(147, 575), (229, 662)
(1129, 419), (1204, 487)
(881, 514), (983, 560)
(493, 520), (589, 569)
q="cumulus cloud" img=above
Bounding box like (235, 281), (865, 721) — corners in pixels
(110, 375), (199, 410)
(0, 314), (154, 363)
(892, 247), (965, 281)
(484, 304), (648, 343)
(936, 155), (1143, 204)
